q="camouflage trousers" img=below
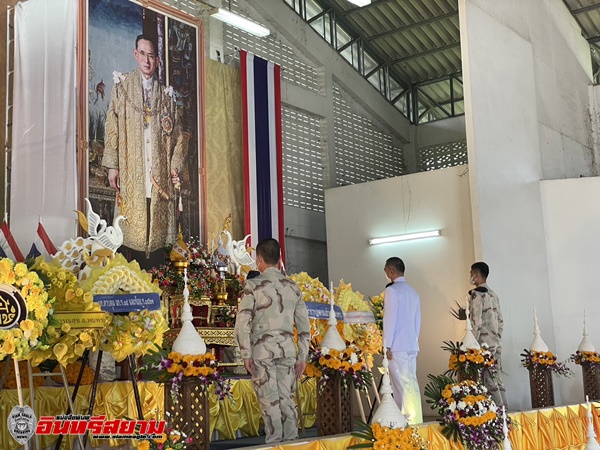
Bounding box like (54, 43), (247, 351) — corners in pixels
(252, 357), (298, 444)
(486, 351), (508, 408)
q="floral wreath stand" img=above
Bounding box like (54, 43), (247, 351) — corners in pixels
(583, 365), (600, 401)
(81, 265), (161, 448)
(529, 366), (555, 408)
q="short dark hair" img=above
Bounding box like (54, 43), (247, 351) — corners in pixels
(256, 239), (281, 265)
(385, 257), (405, 274)
(471, 262), (489, 279)
(136, 34), (157, 52)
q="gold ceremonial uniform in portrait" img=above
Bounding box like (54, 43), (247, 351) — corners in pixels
(103, 68), (185, 253)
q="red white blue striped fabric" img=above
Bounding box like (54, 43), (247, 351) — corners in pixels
(0, 221), (24, 262)
(240, 50), (285, 262)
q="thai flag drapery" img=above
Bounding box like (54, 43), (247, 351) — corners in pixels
(0, 221), (25, 262)
(27, 222), (58, 259)
(240, 50), (285, 261)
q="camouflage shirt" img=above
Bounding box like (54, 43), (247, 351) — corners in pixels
(469, 283), (503, 352)
(234, 267), (311, 361)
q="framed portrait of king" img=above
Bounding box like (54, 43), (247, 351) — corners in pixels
(79, 0), (206, 268)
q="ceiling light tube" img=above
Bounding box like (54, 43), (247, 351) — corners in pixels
(211, 8), (271, 37)
(368, 230), (441, 245)
(348, 0), (372, 6)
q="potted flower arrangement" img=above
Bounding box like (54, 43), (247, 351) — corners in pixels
(305, 342), (373, 392)
(520, 350), (572, 378)
(443, 341), (497, 382)
(571, 350), (600, 368)
(424, 374), (509, 450)
(139, 345), (232, 403)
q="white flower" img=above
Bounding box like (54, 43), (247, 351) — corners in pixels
(490, 403), (498, 413)
(451, 385), (461, 394)
(112, 71), (125, 84)
(449, 402), (457, 412)
(481, 385), (488, 392)
(350, 353), (359, 365)
(457, 401), (467, 410)
(321, 347), (330, 356)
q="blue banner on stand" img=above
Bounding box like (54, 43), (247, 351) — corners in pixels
(305, 302), (344, 321)
(94, 293), (161, 313)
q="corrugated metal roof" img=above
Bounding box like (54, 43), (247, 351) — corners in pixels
(564, 0), (600, 82)
(325, 0), (461, 85)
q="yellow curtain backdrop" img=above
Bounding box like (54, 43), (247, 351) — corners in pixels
(205, 59), (244, 241)
(0, 378), (316, 449)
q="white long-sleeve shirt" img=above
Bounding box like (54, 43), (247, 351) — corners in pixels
(383, 277), (421, 352)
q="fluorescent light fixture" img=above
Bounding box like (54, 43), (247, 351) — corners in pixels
(368, 230), (441, 245)
(211, 8), (270, 37)
(348, 0), (372, 6)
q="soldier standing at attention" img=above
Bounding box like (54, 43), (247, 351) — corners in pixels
(234, 238), (311, 443)
(468, 261), (508, 407)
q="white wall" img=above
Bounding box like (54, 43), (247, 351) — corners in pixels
(541, 177), (600, 405)
(325, 165), (475, 415)
(459, 0), (593, 409)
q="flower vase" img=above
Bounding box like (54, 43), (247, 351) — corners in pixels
(583, 365), (600, 401)
(164, 377), (211, 450)
(528, 366), (555, 408)
(317, 376), (353, 436)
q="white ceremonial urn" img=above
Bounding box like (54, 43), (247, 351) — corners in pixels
(172, 269), (207, 355)
(371, 339), (407, 429)
(320, 281), (346, 351)
(530, 306), (549, 352)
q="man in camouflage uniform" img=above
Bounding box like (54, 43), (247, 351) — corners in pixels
(468, 261), (508, 407)
(234, 238), (310, 444)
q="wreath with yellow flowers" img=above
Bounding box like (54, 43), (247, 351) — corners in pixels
(79, 254), (168, 362)
(27, 258), (108, 367)
(0, 258), (56, 362)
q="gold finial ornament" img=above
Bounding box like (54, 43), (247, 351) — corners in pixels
(170, 226), (191, 273)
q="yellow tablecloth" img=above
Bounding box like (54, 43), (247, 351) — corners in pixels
(0, 378), (317, 449)
(269, 403), (600, 450)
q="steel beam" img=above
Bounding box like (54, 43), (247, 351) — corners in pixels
(571, 2), (600, 15)
(367, 10), (458, 41)
(390, 42), (461, 65)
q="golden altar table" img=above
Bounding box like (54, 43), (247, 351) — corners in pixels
(0, 378), (317, 450)
(260, 402), (600, 450)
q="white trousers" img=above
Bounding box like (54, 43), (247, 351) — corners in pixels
(389, 351), (423, 424)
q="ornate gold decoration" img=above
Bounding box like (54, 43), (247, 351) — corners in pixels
(164, 327), (236, 347)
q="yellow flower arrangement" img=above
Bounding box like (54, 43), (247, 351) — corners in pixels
(2, 360), (44, 389)
(571, 350), (600, 368)
(350, 421), (429, 450)
(27, 258), (108, 367)
(51, 361), (95, 385)
(140, 347), (231, 402)
(306, 343), (373, 391)
(290, 273), (382, 355)
(0, 259), (54, 362)
(79, 254), (167, 362)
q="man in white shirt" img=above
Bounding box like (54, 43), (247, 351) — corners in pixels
(383, 257), (423, 424)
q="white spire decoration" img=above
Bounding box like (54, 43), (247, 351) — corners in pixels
(502, 406), (513, 450)
(172, 269), (207, 355)
(372, 339), (407, 429)
(461, 295), (480, 350)
(320, 281), (346, 351)
(529, 306), (549, 352)
(579, 311), (597, 353)
(585, 396), (600, 450)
